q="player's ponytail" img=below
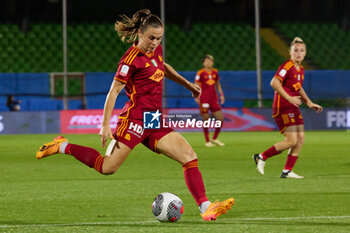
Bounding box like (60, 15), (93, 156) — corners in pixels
(115, 9), (164, 43)
(290, 37), (305, 47)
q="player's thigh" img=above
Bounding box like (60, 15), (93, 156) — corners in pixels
(156, 131), (197, 165)
(283, 126), (299, 146)
(212, 110), (224, 122)
(103, 141), (132, 174)
(200, 113), (210, 121)
(295, 124), (305, 143)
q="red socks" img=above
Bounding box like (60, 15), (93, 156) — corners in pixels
(65, 144), (104, 174)
(203, 128), (210, 142)
(284, 154), (298, 170)
(212, 125), (222, 140)
(261, 146), (281, 160)
(183, 159), (209, 206)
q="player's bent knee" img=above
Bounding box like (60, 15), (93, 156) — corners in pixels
(101, 167), (117, 175)
(181, 149), (197, 165)
(286, 139), (298, 148)
(298, 136), (305, 145)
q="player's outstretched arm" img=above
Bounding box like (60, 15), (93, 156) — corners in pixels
(100, 80), (125, 147)
(164, 62), (201, 98)
(215, 81), (225, 105)
(299, 88), (323, 113)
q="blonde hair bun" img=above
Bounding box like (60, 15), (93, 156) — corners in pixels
(291, 37), (305, 46)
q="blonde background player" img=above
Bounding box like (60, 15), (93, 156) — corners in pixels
(195, 55), (225, 147)
(253, 37), (322, 178)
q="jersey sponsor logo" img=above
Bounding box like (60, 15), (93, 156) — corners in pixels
(206, 79), (215, 86)
(128, 121), (144, 136)
(145, 62), (150, 68)
(143, 110), (161, 129)
(279, 69), (287, 77)
(120, 65), (130, 77)
(149, 69), (164, 82)
(292, 82), (302, 91)
(151, 59), (158, 67)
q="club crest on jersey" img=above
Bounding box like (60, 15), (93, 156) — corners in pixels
(143, 110), (161, 129)
(120, 65), (129, 77)
(151, 59), (158, 67)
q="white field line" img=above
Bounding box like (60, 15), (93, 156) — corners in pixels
(0, 215), (349, 228)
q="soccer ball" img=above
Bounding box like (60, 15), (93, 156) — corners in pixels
(152, 192), (184, 222)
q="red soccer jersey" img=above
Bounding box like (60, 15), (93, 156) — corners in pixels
(114, 42), (164, 121)
(195, 68), (220, 103)
(272, 60), (304, 117)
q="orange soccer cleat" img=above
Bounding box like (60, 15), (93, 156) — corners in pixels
(201, 198), (234, 221)
(36, 136), (68, 159)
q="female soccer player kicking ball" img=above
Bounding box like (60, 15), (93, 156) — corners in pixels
(36, 9), (233, 221)
(253, 37), (322, 178)
(194, 55), (225, 147)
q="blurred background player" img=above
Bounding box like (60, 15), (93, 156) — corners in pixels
(36, 9), (233, 221)
(194, 54), (225, 147)
(6, 95), (21, 111)
(253, 37), (323, 178)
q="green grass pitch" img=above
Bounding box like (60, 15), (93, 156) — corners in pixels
(0, 131), (350, 232)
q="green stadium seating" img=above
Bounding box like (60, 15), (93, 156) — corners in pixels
(275, 22), (350, 69)
(3, 22), (348, 73)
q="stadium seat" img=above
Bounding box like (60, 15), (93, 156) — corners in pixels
(1, 22), (347, 73)
(275, 22), (350, 69)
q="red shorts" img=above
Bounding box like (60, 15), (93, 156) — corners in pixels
(113, 118), (173, 153)
(199, 101), (221, 114)
(274, 111), (304, 133)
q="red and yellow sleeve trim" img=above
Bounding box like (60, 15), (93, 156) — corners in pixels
(197, 69), (205, 76)
(114, 77), (127, 84)
(283, 61), (294, 71)
(125, 48), (139, 65)
(274, 75), (283, 82)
